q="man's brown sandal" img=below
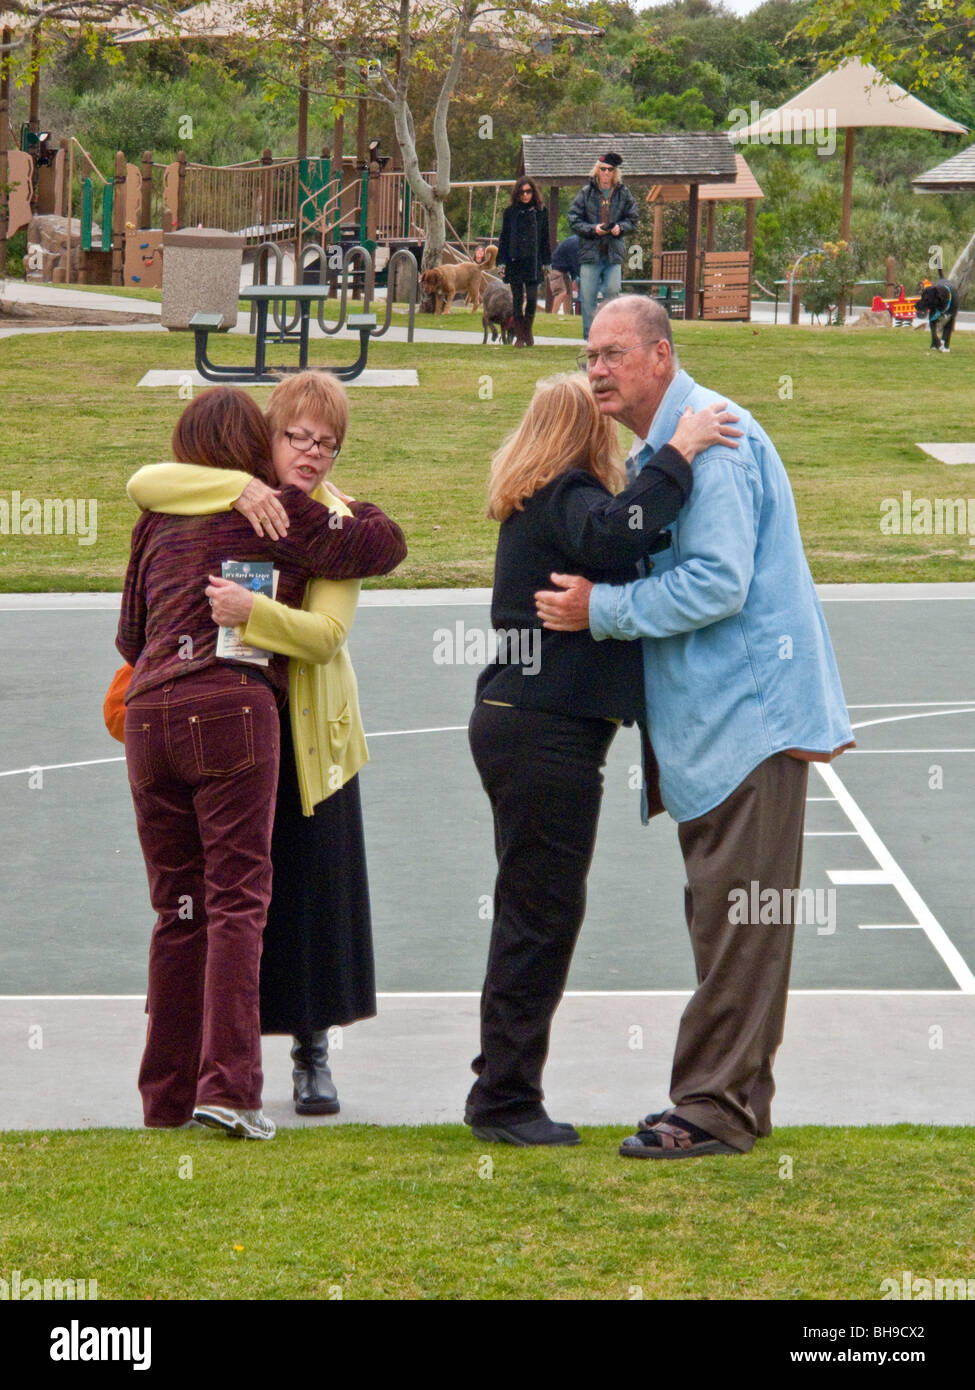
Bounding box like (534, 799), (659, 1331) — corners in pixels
(619, 1113), (739, 1160)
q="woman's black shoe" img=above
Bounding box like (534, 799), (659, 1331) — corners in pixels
(291, 1032), (340, 1115)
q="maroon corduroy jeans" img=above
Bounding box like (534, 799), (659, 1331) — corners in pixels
(124, 666), (281, 1127)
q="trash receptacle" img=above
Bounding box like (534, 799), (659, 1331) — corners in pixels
(162, 227), (244, 331)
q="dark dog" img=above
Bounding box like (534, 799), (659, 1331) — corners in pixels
(481, 278), (514, 344)
(916, 279), (958, 353)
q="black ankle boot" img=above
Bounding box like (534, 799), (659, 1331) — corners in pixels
(291, 1031), (340, 1115)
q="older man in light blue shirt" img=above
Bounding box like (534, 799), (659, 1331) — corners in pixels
(536, 296), (853, 1159)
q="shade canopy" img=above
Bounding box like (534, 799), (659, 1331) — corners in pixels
(731, 57), (968, 139)
(730, 57), (967, 255)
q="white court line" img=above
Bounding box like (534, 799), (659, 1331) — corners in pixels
(815, 761), (975, 993)
(366, 725), (468, 738)
(848, 748), (975, 754)
(859, 924), (923, 931)
(0, 756), (125, 779)
(0, 725), (472, 779)
(851, 708), (975, 732)
(848, 701), (975, 709)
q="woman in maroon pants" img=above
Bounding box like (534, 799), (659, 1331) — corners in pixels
(117, 387), (405, 1139)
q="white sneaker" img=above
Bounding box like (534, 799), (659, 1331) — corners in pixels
(193, 1105), (276, 1140)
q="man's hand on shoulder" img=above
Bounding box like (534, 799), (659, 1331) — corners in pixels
(535, 573), (593, 631)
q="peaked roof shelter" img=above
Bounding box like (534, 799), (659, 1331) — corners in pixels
(913, 141), (975, 192)
(731, 57), (967, 245)
(519, 132), (738, 320)
(647, 150), (763, 263)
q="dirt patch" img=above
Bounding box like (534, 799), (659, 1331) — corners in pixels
(0, 299), (157, 328)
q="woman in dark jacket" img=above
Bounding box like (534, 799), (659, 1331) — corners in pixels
(497, 177), (550, 347)
(465, 373), (739, 1146)
(568, 152), (640, 339)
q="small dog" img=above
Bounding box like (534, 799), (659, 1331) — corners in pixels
(915, 278), (958, 352)
(481, 278), (514, 344)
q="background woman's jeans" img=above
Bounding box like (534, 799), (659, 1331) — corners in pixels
(125, 666), (280, 1126)
(579, 260), (623, 338)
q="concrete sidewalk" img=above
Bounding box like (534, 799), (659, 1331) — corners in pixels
(1, 992), (971, 1132)
(5, 277), (969, 341)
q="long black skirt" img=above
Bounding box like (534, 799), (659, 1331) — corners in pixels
(259, 709), (377, 1036)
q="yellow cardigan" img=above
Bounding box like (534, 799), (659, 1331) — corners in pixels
(127, 463), (368, 816)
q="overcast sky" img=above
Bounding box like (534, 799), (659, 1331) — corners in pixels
(635, 0), (772, 16)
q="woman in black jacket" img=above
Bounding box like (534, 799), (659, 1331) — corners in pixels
(465, 373), (739, 1146)
(497, 177), (550, 347)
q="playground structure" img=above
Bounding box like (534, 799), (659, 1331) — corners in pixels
(8, 133), (511, 296)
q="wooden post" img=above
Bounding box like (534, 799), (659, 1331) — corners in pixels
(366, 161), (379, 241)
(64, 137), (74, 284)
(652, 204), (663, 280)
(885, 254), (896, 298)
(705, 200), (715, 252)
(838, 126), (855, 320)
(0, 28), (10, 282)
(356, 90), (367, 166)
(546, 184), (560, 311)
(176, 150), (187, 228)
(333, 55), (345, 172)
(685, 183), (700, 320)
(112, 150), (126, 285)
(261, 147), (272, 240)
(744, 198), (756, 255)
(141, 150), (153, 229)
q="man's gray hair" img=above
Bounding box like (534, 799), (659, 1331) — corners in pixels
(596, 294), (675, 354)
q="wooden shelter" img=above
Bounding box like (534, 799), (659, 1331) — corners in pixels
(912, 142), (975, 193)
(647, 152), (763, 319)
(517, 132), (738, 319)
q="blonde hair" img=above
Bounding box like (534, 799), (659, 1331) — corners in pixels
(487, 374), (624, 522)
(265, 371), (350, 448)
(589, 159), (621, 187)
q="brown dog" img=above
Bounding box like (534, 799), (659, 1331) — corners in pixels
(420, 246), (499, 314)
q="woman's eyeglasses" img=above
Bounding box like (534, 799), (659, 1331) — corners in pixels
(285, 431), (340, 458)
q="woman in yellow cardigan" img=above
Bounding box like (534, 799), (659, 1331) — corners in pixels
(127, 372), (384, 1117)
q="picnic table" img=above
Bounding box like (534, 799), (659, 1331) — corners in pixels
(190, 285), (376, 385)
(620, 278), (685, 317)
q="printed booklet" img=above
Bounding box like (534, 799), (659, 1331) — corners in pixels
(214, 560), (278, 666)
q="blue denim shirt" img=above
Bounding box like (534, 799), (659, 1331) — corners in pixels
(589, 370), (854, 823)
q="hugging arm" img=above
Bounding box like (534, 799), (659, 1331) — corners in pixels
(589, 458), (760, 641)
(549, 446), (692, 569)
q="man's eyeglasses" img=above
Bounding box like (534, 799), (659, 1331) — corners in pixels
(576, 341), (661, 371)
(285, 431), (340, 458)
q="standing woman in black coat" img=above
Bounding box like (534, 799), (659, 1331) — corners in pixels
(465, 374), (740, 1146)
(497, 177), (550, 346)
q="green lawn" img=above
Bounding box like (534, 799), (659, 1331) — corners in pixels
(1, 317), (973, 591)
(1, 1125), (972, 1300)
